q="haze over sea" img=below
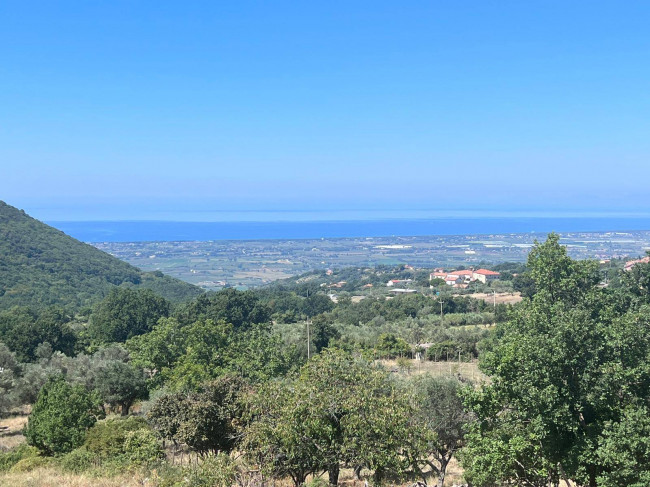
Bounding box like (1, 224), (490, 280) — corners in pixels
(48, 210), (650, 243)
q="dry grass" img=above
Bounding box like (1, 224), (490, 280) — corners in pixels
(469, 291), (523, 305)
(378, 358), (486, 382)
(0, 467), (149, 487)
(0, 414), (28, 450)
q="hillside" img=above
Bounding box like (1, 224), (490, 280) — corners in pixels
(0, 201), (201, 309)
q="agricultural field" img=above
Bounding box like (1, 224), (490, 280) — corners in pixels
(93, 231), (650, 289)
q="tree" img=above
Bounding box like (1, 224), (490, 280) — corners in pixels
(429, 277), (446, 288)
(595, 406), (650, 487)
(302, 294), (335, 318)
(129, 318), (298, 390)
(174, 289), (270, 329)
(24, 376), (104, 455)
(93, 360), (148, 415)
(0, 306), (76, 362)
(126, 317), (186, 389)
(0, 342), (20, 414)
(148, 374), (248, 455)
(243, 378), (322, 486)
(461, 235), (650, 487)
(526, 232), (599, 306)
(620, 251), (650, 306)
(304, 314), (340, 353)
(244, 349), (414, 485)
(220, 323), (301, 383)
(409, 376), (470, 487)
(88, 288), (170, 344)
(375, 333), (411, 358)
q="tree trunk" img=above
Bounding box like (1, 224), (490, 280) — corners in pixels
(353, 465), (363, 480)
(121, 402), (130, 416)
(436, 457), (450, 487)
(328, 464), (340, 486)
(292, 473), (307, 487)
(373, 467), (386, 484)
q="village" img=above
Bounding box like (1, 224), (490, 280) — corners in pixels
(427, 268), (501, 289)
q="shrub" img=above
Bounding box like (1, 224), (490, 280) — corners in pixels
(9, 455), (53, 472)
(186, 453), (237, 487)
(306, 476), (329, 487)
(84, 416), (150, 457)
(0, 444), (40, 472)
(148, 455), (238, 487)
(59, 447), (98, 473)
(24, 376), (104, 455)
(123, 428), (164, 464)
(149, 463), (186, 487)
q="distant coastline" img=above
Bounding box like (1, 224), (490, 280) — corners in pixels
(48, 216), (650, 243)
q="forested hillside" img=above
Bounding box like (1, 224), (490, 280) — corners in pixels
(0, 201), (201, 309)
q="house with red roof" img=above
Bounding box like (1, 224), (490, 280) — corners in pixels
(472, 269), (501, 283)
(430, 267), (501, 287)
(624, 256), (650, 271)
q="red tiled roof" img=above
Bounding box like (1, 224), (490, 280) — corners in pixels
(474, 269), (500, 276)
(624, 256), (650, 269)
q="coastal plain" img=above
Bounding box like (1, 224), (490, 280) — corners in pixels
(93, 230), (650, 289)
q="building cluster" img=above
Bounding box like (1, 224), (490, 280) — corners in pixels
(429, 268), (500, 288)
(624, 256), (650, 271)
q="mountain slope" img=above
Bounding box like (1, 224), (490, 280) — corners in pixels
(0, 201), (201, 309)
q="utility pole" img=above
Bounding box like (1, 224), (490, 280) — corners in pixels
(306, 289), (311, 359)
(307, 319), (310, 359)
(439, 299), (444, 325)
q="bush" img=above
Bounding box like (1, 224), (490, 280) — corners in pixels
(149, 463), (186, 487)
(24, 376), (104, 455)
(59, 447), (98, 473)
(0, 444), (40, 472)
(305, 476), (329, 487)
(186, 453), (237, 487)
(9, 455), (54, 472)
(148, 454), (237, 487)
(84, 416), (150, 457)
(123, 429), (164, 464)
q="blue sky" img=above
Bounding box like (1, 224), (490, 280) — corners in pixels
(1, 1), (650, 221)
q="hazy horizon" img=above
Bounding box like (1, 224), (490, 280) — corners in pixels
(33, 207), (650, 223)
(3, 2), (650, 221)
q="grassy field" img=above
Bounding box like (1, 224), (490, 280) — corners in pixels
(379, 358), (486, 382)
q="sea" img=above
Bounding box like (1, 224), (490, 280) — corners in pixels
(48, 216), (650, 243)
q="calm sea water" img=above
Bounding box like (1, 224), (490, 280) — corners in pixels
(48, 217), (650, 243)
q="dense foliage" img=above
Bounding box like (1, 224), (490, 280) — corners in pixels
(461, 236), (650, 487)
(88, 287), (171, 344)
(0, 306), (76, 361)
(24, 376), (104, 455)
(148, 374), (248, 455)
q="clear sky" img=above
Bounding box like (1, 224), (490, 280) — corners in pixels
(1, 1), (650, 221)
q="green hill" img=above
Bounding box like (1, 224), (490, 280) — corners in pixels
(0, 201), (202, 309)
